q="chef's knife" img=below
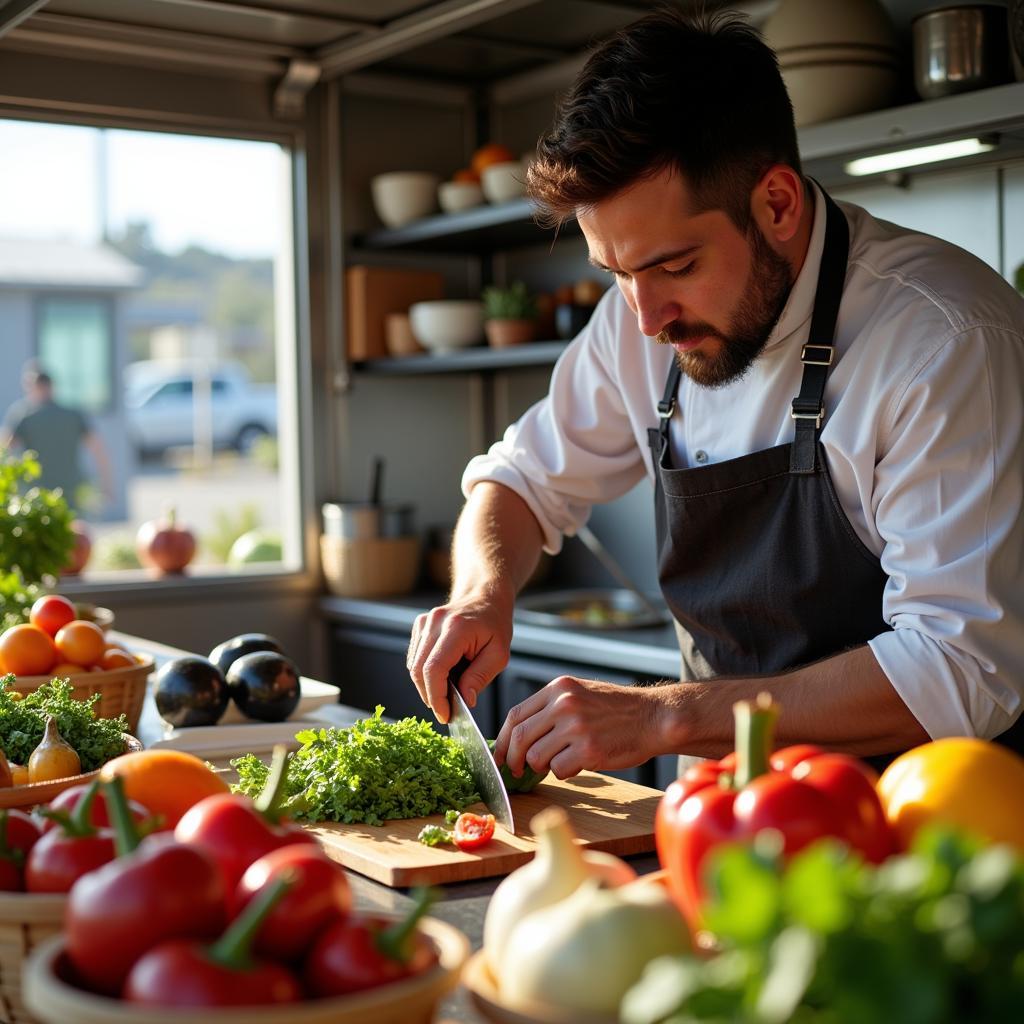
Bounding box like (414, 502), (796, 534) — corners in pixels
(446, 660), (515, 834)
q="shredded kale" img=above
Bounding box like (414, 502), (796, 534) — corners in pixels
(0, 675), (130, 771)
(230, 706), (480, 826)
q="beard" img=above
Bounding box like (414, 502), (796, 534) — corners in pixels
(656, 225), (793, 388)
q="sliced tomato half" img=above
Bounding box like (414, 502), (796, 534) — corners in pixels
(452, 812), (496, 851)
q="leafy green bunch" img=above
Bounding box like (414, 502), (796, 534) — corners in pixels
(0, 677), (130, 770)
(482, 280), (538, 321)
(0, 450), (75, 628)
(231, 706), (480, 826)
(622, 829), (1024, 1024)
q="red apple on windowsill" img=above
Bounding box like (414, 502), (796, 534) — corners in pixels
(61, 520), (92, 576)
(136, 509), (197, 575)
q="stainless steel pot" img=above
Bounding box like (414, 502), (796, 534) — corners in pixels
(321, 502), (380, 540)
(912, 4), (1013, 99)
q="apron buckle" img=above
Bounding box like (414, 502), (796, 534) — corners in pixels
(801, 343), (835, 366)
(791, 404), (824, 429)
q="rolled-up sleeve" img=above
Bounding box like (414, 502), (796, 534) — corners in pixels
(869, 325), (1024, 740)
(462, 292), (648, 554)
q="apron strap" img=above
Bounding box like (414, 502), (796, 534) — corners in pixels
(789, 190), (850, 474)
(647, 359), (683, 469)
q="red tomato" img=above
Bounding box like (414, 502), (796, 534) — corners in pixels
(453, 812), (495, 851)
(0, 808), (42, 891)
(29, 595), (77, 638)
(235, 844), (352, 961)
(24, 828), (117, 893)
(37, 783), (150, 835)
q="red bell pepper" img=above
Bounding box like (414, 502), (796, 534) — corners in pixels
(304, 887), (439, 997)
(235, 843), (352, 961)
(174, 745), (315, 897)
(36, 781), (150, 835)
(64, 778), (228, 996)
(24, 780), (117, 893)
(123, 874), (302, 1008)
(0, 808), (41, 891)
(655, 693), (894, 929)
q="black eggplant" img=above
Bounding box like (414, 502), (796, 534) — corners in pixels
(154, 656), (229, 728)
(225, 650), (300, 723)
(208, 632), (284, 678)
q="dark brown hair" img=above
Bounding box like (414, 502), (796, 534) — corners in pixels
(528, 6), (801, 230)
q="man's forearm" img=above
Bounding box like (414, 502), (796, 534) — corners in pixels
(451, 482), (546, 603)
(659, 644), (930, 759)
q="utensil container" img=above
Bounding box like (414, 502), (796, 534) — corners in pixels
(320, 535), (420, 597)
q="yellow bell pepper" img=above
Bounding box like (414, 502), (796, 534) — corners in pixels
(877, 737), (1024, 854)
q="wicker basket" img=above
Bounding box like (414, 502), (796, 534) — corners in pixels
(23, 915), (469, 1024)
(0, 735), (143, 813)
(9, 657), (153, 734)
(461, 950), (621, 1024)
(0, 892), (66, 1024)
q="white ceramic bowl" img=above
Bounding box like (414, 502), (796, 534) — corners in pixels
(481, 160), (527, 203)
(409, 300), (485, 353)
(763, 0), (897, 53)
(370, 171), (440, 228)
(438, 179), (484, 213)
(779, 60), (898, 126)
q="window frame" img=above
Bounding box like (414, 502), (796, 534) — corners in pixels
(0, 107), (319, 605)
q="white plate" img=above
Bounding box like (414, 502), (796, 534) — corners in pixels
(150, 702), (370, 765)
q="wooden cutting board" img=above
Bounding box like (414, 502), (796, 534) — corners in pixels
(306, 771), (662, 888)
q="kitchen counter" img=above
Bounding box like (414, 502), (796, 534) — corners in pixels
(112, 629), (661, 1024)
(321, 591), (683, 680)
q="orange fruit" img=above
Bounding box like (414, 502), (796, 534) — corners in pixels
(51, 662), (90, 677)
(0, 624), (58, 676)
(471, 143), (515, 175)
(98, 749), (230, 827)
(100, 647), (136, 670)
(453, 167), (480, 184)
(54, 620), (106, 668)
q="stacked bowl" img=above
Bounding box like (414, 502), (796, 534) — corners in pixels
(761, 0), (901, 126)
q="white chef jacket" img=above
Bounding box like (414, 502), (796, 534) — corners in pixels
(463, 183), (1024, 742)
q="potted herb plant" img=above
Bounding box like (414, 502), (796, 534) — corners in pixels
(482, 280), (538, 348)
(0, 450), (76, 630)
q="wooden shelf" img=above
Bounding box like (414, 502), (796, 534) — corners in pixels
(354, 340), (569, 374)
(354, 198), (579, 253)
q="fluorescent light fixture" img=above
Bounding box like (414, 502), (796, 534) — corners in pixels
(844, 136), (997, 177)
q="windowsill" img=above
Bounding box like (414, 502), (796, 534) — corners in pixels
(57, 565), (320, 605)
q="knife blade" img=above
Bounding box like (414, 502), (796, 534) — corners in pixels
(446, 661), (515, 834)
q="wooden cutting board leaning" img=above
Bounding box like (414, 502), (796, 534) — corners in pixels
(306, 771), (661, 888)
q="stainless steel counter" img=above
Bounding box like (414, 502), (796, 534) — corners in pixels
(320, 591), (683, 680)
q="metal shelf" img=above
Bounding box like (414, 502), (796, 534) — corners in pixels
(353, 197), (580, 253)
(354, 340), (568, 374)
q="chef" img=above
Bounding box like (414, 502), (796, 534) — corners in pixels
(406, 8), (1024, 779)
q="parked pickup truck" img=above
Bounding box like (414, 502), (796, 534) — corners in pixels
(125, 360), (277, 457)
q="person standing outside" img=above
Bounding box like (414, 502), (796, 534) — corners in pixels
(0, 362), (114, 514)
(406, 8), (1024, 778)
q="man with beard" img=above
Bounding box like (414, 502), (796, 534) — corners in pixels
(406, 9), (1024, 777)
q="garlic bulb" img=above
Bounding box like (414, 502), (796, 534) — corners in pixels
(482, 807), (590, 973)
(498, 876), (690, 1017)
